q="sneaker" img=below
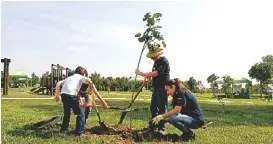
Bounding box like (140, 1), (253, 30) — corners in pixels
(60, 129), (70, 134)
(179, 132), (196, 142)
(78, 133), (88, 137)
(157, 127), (167, 135)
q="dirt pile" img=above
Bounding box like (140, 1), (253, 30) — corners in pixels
(88, 126), (181, 142)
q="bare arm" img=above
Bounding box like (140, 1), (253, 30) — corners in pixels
(55, 80), (65, 101)
(136, 70), (158, 78)
(84, 78), (108, 108)
(162, 106), (182, 119)
(92, 85), (107, 104)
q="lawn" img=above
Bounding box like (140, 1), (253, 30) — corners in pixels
(1, 89), (272, 144)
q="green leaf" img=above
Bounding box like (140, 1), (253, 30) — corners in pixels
(148, 43), (153, 49)
(151, 19), (155, 25)
(135, 33), (141, 37)
(145, 35), (150, 41)
(138, 37), (145, 42)
(162, 41), (166, 48)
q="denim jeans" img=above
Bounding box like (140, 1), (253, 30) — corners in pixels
(61, 94), (85, 136)
(150, 85), (168, 128)
(80, 93), (92, 121)
(168, 114), (201, 133)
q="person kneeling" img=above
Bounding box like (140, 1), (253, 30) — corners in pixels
(152, 78), (204, 142)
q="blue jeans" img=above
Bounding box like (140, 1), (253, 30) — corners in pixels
(80, 93), (92, 121)
(150, 85), (168, 128)
(168, 114), (201, 133)
(61, 94), (85, 135)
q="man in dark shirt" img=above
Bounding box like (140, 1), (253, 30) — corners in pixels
(135, 47), (170, 132)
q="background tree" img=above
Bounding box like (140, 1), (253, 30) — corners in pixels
(207, 73), (219, 97)
(90, 72), (102, 90)
(31, 72), (40, 87)
(248, 62), (272, 98)
(262, 54), (273, 84)
(188, 77), (198, 93)
(221, 75), (234, 98)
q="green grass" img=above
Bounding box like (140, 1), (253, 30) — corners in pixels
(1, 89), (273, 144)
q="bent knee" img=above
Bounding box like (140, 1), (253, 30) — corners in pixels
(168, 114), (180, 124)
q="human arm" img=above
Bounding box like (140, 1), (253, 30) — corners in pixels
(136, 60), (168, 78)
(54, 80), (65, 101)
(91, 84), (109, 109)
(162, 106), (182, 119)
(135, 69), (158, 77)
(152, 92), (186, 124)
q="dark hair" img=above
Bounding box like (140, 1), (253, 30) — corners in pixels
(74, 66), (85, 76)
(67, 71), (75, 77)
(165, 78), (193, 94)
(84, 69), (88, 77)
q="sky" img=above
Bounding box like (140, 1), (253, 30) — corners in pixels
(1, 0), (273, 87)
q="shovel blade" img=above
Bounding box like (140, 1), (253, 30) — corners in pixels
(99, 121), (108, 129)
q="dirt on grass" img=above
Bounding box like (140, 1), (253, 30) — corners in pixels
(87, 125), (181, 143)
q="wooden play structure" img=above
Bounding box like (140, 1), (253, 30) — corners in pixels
(1, 58), (11, 95)
(30, 64), (72, 95)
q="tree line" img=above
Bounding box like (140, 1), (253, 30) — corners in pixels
(5, 55), (272, 96)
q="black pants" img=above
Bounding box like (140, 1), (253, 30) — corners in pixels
(150, 85), (168, 128)
(61, 94), (85, 136)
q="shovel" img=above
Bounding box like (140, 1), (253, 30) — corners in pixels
(118, 78), (149, 124)
(89, 91), (108, 129)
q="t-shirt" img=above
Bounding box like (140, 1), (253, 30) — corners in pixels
(152, 56), (170, 87)
(79, 83), (89, 94)
(172, 90), (204, 126)
(60, 74), (90, 96)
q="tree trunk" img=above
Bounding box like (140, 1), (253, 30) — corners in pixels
(260, 82), (263, 99)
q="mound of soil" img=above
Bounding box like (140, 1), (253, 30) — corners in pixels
(88, 125), (181, 142)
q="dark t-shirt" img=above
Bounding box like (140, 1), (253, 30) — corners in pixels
(80, 83), (88, 93)
(152, 56), (170, 87)
(172, 90), (204, 126)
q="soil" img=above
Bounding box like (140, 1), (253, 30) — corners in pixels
(87, 125), (181, 143)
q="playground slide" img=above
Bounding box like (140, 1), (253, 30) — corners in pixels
(30, 87), (39, 92)
(31, 87), (43, 94)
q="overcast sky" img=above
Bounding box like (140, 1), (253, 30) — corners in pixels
(1, 0), (273, 87)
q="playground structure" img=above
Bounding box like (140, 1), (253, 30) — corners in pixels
(214, 78), (252, 99)
(30, 64), (72, 95)
(1, 58), (11, 95)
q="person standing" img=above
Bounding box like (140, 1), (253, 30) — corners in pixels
(135, 47), (170, 133)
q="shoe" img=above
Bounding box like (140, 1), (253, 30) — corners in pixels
(157, 127), (167, 135)
(179, 132), (196, 142)
(60, 129), (70, 134)
(77, 133), (88, 137)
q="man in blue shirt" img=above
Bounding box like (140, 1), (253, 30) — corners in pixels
(135, 47), (170, 133)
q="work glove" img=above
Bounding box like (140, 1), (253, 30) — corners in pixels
(151, 115), (164, 125)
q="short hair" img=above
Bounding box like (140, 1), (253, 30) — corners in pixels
(74, 66), (85, 76)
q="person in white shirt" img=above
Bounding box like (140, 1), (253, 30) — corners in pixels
(54, 66), (108, 137)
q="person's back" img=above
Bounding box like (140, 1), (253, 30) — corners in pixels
(61, 74), (87, 96)
(180, 90), (204, 127)
(152, 56), (170, 87)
